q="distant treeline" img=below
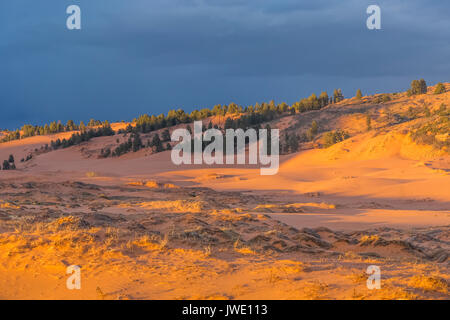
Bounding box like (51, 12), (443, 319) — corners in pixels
(103, 92), (342, 158)
(0, 119), (109, 143)
(120, 89), (343, 136)
(2, 79), (444, 146)
(1, 88), (345, 146)
(50, 125), (115, 150)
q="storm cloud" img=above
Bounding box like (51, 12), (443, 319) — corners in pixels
(1, 0), (449, 129)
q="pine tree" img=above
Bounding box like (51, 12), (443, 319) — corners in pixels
(161, 129), (171, 142)
(434, 82), (445, 94)
(79, 121), (86, 132)
(151, 134), (163, 152)
(410, 79), (427, 95)
(333, 89), (344, 103)
(283, 133), (290, 154)
(66, 120), (75, 131)
(419, 79), (427, 94)
(366, 114), (372, 131)
(132, 134), (143, 152)
(319, 91), (329, 108)
(2, 160), (10, 170)
(356, 89), (363, 99)
(289, 134), (299, 153)
(310, 121), (318, 135)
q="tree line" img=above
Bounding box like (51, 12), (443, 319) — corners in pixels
(1, 119), (110, 143)
(119, 88), (345, 136)
(50, 124), (115, 150)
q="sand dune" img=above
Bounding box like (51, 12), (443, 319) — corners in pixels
(0, 86), (449, 299)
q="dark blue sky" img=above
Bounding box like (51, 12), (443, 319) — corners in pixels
(1, 0), (449, 129)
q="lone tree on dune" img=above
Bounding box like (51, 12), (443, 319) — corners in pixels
(2, 160), (10, 170)
(419, 79), (427, 94)
(434, 82), (446, 94)
(356, 89), (363, 99)
(333, 89), (344, 103)
(366, 113), (372, 131)
(408, 79), (427, 96)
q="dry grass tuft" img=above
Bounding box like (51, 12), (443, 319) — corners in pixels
(303, 281), (329, 299)
(408, 275), (448, 294)
(359, 235), (381, 245)
(0, 201), (20, 209)
(85, 171), (98, 178)
(139, 200), (205, 213)
(233, 238), (255, 255)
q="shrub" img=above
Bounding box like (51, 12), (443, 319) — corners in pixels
(411, 114), (450, 150)
(161, 129), (171, 142)
(374, 94), (391, 103)
(366, 114), (372, 131)
(323, 130), (350, 148)
(409, 79), (427, 95)
(99, 148), (111, 158)
(2, 160), (10, 170)
(434, 82), (446, 94)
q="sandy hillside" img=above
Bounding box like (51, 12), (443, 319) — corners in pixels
(0, 85), (449, 299)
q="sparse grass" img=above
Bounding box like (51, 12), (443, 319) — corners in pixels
(139, 200), (205, 213)
(303, 281), (329, 299)
(347, 271), (368, 284)
(268, 268), (282, 284)
(203, 245), (212, 257)
(0, 200), (20, 209)
(233, 238), (255, 255)
(408, 275), (448, 294)
(145, 180), (160, 188)
(359, 235), (380, 245)
(1, 171), (449, 300)
(339, 251), (361, 261)
(47, 216), (90, 232)
(253, 202), (335, 213)
(279, 262), (305, 275)
(410, 109), (450, 151)
(158, 233), (169, 251)
(377, 286), (418, 300)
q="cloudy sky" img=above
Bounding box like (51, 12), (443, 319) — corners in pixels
(1, 0), (449, 129)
